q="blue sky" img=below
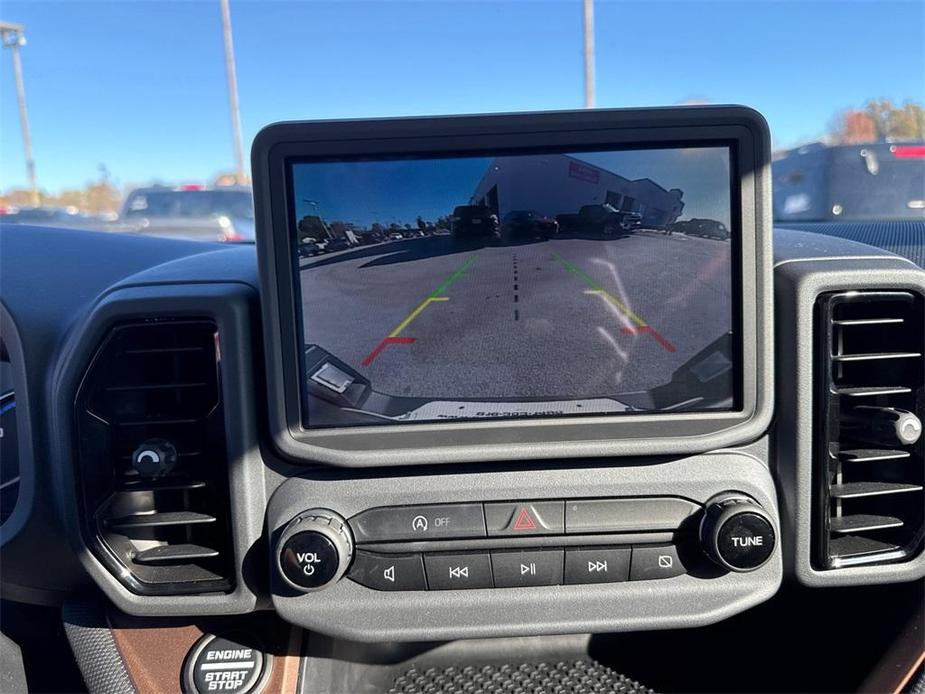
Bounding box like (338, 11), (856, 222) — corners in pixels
(293, 157), (493, 225)
(292, 147), (730, 226)
(1, 0), (923, 193)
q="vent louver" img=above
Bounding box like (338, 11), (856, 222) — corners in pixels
(815, 291), (925, 569)
(76, 320), (234, 595)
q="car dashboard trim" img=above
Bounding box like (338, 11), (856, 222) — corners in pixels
(48, 282), (264, 615)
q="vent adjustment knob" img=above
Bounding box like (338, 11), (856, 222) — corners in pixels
(276, 509), (354, 592)
(131, 438), (178, 478)
(700, 495), (776, 572)
(845, 406), (922, 446)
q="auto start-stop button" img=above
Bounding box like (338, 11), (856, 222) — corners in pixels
(183, 634), (268, 694)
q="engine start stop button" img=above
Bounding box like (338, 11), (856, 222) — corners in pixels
(183, 634), (268, 694)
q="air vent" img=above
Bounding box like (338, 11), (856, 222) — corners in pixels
(814, 291), (925, 569)
(75, 319), (234, 595)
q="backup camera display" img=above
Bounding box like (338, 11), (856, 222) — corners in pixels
(290, 146), (736, 428)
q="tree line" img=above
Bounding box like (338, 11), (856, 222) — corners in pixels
(829, 99), (925, 145)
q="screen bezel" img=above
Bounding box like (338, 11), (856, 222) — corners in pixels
(254, 107), (773, 467)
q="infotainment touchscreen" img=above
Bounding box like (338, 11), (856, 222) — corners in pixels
(288, 145), (737, 428)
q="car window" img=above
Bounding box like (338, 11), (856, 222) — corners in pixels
(0, 1), (921, 234)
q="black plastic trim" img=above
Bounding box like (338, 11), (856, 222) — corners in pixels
(0, 304), (32, 546)
(50, 283), (262, 616)
(813, 290), (925, 570)
(252, 106), (774, 467)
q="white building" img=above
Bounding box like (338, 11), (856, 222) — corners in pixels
(469, 154), (684, 228)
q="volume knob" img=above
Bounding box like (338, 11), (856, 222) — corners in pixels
(276, 509), (354, 592)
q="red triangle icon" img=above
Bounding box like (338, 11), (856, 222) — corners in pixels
(512, 507), (538, 531)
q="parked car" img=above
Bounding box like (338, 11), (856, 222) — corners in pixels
(501, 210), (559, 241)
(556, 204), (641, 235)
(0, 206), (110, 230)
(324, 237), (352, 253)
(117, 185), (254, 242)
(450, 205), (500, 240)
(672, 218), (730, 240)
(355, 232), (384, 245)
(298, 240), (324, 257)
(773, 141), (925, 222)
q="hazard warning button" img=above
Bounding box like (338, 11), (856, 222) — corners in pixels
(484, 501), (564, 536)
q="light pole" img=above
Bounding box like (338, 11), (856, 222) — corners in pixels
(219, 0), (246, 184)
(1, 22), (38, 206)
(582, 0), (595, 109)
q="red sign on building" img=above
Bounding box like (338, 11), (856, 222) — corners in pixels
(568, 160), (600, 184)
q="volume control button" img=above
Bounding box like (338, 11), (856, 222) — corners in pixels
(277, 509), (354, 592)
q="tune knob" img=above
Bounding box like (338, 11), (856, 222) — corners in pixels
(700, 495), (776, 572)
(276, 509), (354, 592)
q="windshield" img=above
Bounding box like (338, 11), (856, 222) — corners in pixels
(0, 1), (923, 235)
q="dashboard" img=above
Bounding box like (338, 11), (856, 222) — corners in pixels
(1, 350), (18, 526)
(1, 107), (923, 694)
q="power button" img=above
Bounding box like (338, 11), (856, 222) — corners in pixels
(275, 509), (354, 592)
(279, 532), (339, 589)
(183, 634), (267, 694)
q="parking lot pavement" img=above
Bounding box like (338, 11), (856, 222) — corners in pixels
(299, 233), (732, 400)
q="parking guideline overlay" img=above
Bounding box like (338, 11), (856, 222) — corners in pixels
(552, 252), (675, 353)
(362, 256), (476, 366)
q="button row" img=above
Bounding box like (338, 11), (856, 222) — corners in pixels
(348, 498), (700, 544)
(347, 544), (685, 591)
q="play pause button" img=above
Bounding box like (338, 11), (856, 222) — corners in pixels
(491, 549), (563, 587)
(564, 547), (631, 585)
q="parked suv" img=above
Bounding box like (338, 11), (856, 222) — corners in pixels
(557, 204), (641, 235)
(117, 185), (255, 242)
(501, 210), (558, 241)
(672, 218), (730, 240)
(773, 142), (925, 222)
(450, 205), (500, 240)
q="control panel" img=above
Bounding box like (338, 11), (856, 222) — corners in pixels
(266, 453), (782, 641)
(274, 496), (775, 594)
